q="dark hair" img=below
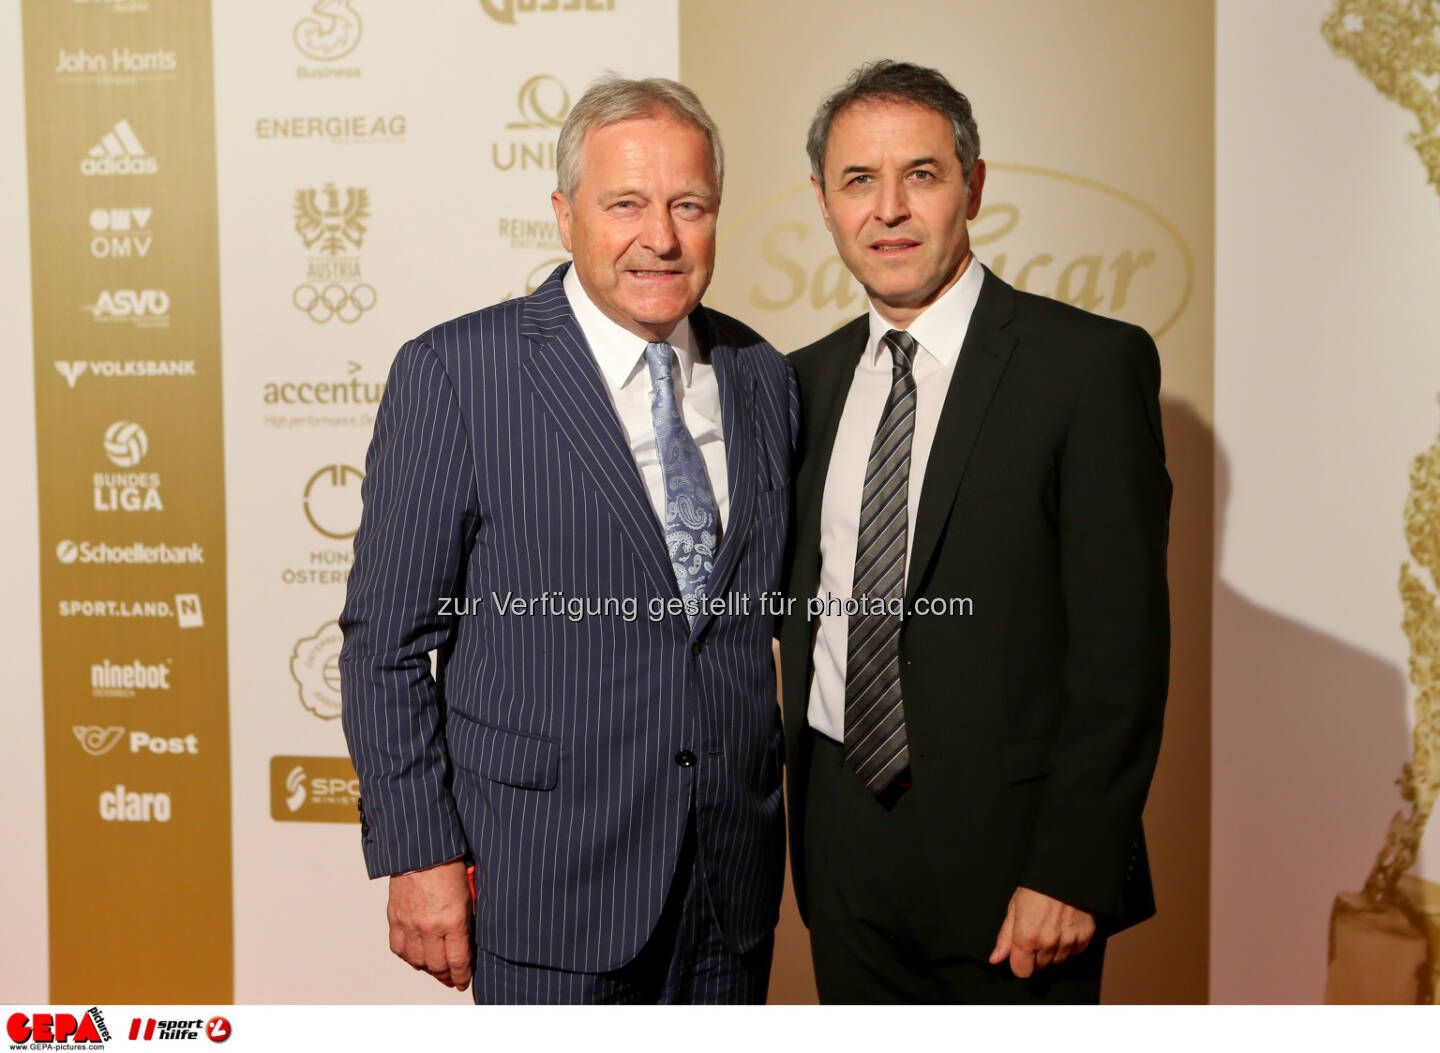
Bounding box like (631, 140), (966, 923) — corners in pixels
(806, 59), (980, 184)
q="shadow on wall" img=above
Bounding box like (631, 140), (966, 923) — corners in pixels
(1211, 410), (1410, 1003)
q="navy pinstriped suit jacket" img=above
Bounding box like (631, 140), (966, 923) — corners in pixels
(339, 263), (797, 973)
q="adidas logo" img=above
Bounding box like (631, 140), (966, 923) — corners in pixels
(81, 118), (157, 176)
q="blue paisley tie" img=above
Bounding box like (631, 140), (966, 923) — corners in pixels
(645, 341), (719, 625)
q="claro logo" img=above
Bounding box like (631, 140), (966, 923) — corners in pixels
(713, 163), (1194, 353)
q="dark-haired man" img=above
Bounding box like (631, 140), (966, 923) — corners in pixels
(779, 60), (1171, 1003)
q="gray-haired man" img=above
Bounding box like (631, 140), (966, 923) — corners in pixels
(341, 76), (796, 1004)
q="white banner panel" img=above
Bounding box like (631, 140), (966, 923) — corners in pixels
(1215, 0), (1440, 1003)
(213, 0), (678, 1003)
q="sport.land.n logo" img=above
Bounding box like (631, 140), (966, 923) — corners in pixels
(81, 118), (156, 176)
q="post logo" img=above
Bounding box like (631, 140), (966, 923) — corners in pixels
(271, 756), (361, 821)
(290, 621), (343, 719)
(480, 0), (615, 25)
(6, 1008), (110, 1045)
(103, 420), (147, 467)
(90, 206), (153, 259)
(294, 0), (361, 61)
(81, 118), (156, 176)
(73, 725), (125, 756)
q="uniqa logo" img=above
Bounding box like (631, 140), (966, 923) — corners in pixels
(294, 0), (361, 61)
(712, 163), (1194, 353)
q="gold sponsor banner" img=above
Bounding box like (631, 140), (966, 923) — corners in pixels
(270, 757), (361, 824)
(22, 0), (231, 1001)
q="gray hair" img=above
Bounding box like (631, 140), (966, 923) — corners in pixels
(555, 75), (724, 199)
(806, 60), (980, 186)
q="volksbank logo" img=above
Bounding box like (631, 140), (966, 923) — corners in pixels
(54, 359), (196, 389)
(90, 206), (153, 259)
(55, 540), (204, 565)
(81, 118), (157, 176)
(91, 658), (172, 697)
(87, 288), (169, 327)
(480, 0), (615, 25)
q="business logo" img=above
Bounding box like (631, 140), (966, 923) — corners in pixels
(493, 75), (569, 171)
(291, 621), (343, 719)
(271, 756), (361, 822)
(262, 360), (384, 429)
(91, 658), (172, 698)
(86, 289), (169, 328)
(57, 596), (202, 625)
(56, 541), (203, 565)
(81, 118), (156, 176)
(90, 206), (153, 259)
(54, 359), (195, 389)
(255, 114), (405, 144)
(127, 1017), (229, 1042)
(292, 184), (375, 323)
(294, 0), (361, 61)
(98, 784), (171, 822)
(714, 164), (1194, 351)
(480, 0), (615, 25)
(54, 46), (177, 84)
(73, 725), (125, 756)
(6, 1008), (110, 1046)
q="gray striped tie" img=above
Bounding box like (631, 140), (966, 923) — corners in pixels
(844, 329), (917, 795)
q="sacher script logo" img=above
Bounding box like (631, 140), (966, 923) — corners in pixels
(480, 0), (614, 24)
(713, 163), (1194, 353)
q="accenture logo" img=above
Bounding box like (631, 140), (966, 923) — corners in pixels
(81, 118), (156, 176)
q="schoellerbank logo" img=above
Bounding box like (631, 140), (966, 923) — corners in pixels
(55, 540), (203, 565)
(81, 118), (156, 176)
(58, 593), (204, 628)
(6, 1007), (110, 1046)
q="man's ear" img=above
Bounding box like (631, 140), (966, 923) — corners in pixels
(966, 159), (986, 221)
(811, 174), (834, 234)
(551, 190), (574, 252)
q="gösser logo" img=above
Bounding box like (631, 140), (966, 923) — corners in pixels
(480, 0), (614, 25)
(294, 0), (361, 61)
(81, 117), (156, 176)
(6, 1008), (110, 1045)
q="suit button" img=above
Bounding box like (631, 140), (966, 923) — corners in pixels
(674, 750), (697, 768)
(691, 641), (703, 656)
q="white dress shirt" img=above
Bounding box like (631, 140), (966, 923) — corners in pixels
(807, 257), (985, 741)
(562, 264), (729, 532)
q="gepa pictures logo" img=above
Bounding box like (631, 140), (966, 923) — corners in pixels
(6, 1007), (110, 1045)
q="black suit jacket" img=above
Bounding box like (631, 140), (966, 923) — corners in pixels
(780, 266), (1170, 959)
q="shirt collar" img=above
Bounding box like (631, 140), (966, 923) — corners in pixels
(563, 263), (699, 389)
(864, 254), (985, 369)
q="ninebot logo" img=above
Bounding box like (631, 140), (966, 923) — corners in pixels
(81, 118), (157, 176)
(304, 464), (364, 539)
(73, 725), (125, 756)
(104, 420), (148, 467)
(294, 0), (362, 61)
(290, 621), (343, 719)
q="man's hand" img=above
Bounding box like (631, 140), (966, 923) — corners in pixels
(988, 886), (1095, 979)
(386, 859), (473, 991)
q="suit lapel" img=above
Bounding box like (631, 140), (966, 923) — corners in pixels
(905, 266), (1018, 606)
(518, 265), (681, 610)
(689, 310), (754, 637)
(792, 316), (869, 608)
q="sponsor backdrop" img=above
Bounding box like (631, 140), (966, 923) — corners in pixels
(9, 0), (1427, 1009)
